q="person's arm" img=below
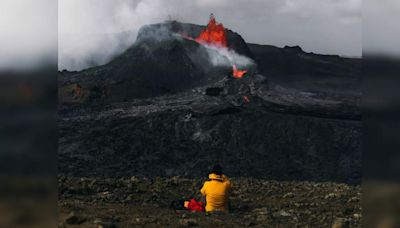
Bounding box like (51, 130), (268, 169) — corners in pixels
(200, 182), (207, 196)
(226, 179), (231, 193)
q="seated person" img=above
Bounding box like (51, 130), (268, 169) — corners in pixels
(200, 164), (231, 212)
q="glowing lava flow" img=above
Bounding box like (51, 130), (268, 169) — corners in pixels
(232, 64), (247, 79)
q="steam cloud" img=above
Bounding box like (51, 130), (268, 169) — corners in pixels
(203, 44), (255, 68)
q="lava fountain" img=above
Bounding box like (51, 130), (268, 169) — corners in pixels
(183, 14), (248, 78)
(195, 13), (228, 48)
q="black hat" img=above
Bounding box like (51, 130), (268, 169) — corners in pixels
(211, 164), (222, 175)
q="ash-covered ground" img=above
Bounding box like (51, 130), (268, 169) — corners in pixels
(58, 20), (362, 227)
(59, 176), (361, 227)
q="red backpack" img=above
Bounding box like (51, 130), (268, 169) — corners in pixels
(184, 198), (205, 212)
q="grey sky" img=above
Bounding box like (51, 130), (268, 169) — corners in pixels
(0, 0), (57, 70)
(363, 0), (400, 56)
(8, 0), (398, 71)
(58, 0), (362, 70)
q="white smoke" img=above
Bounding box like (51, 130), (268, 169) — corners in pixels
(58, 0), (172, 71)
(202, 44), (254, 68)
(58, 32), (137, 71)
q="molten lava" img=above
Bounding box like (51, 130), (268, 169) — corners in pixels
(183, 14), (248, 79)
(233, 64), (247, 78)
(195, 14), (228, 48)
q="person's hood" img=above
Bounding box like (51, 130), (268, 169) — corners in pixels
(208, 173), (228, 182)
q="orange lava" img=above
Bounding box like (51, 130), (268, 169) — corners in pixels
(195, 14), (228, 48)
(183, 14), (248, 79)
(233, 64), (247, 78)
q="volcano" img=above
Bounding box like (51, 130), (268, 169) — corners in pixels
(59, 18), (256, 102)
(58, 17), (361, 184)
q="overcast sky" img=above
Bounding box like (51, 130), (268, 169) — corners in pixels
(58, 0), (362, 70)
(3, 0), (399, 71)
(0, 0), (57, 70)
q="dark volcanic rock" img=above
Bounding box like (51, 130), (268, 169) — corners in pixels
(248, 43), (362, 94)
(58, 20), (362, 184)
(59, 76), (361, 183)
(59, 36), (230, 103)
(248, 44), (361, 79)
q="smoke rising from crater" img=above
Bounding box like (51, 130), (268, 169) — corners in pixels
(203, 45), (255, 68)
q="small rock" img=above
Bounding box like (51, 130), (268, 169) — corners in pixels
(101, 191), (110, 196)
(125, 195), (133, 201)
(278, 210), (291, 217)
(324, 193), (339, 200)
(65, 211), (86, 225)
(353, 213), (361, 219)
(134, 218), (144, 225)
(347, 197), (359, 203)
(273, 210), (291, 218)
(253, 207), (268, 215)
(331, 218), (346, 228)
(130, 176), (140, 182)
(283, 192), (295, 198)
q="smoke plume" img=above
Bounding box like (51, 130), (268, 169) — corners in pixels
(203, 45), (255, 68)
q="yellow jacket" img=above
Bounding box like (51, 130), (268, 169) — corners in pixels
(200, 173), (231, 212)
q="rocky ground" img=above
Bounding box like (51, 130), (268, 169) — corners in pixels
(58, 20), (362, 227)
(58, 82), (362, 184)
(58, 176), (361, 227)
